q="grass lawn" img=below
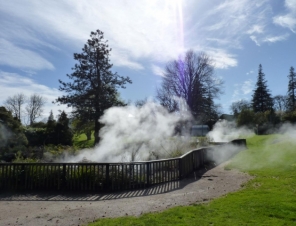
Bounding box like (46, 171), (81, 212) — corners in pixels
(88, 134), (296, 226)
(73, 133), (95, 149)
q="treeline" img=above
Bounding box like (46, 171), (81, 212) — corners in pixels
(24, 110), (72, 146)
(231, 64), (296, 133)
(0, 106), (73, 161)
(4, 93), (45, 125)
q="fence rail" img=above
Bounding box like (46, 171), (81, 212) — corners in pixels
(0, 139), (246, 192)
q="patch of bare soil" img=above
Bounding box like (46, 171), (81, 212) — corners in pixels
(0, 162), (252, 226)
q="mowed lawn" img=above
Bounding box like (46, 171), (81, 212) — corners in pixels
(88, 134), (296, 226)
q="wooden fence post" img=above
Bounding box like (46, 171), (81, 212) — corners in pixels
(146, 162), (150, 187)
(62, 164), (66, 190)
(179, 158), (183, 179)
(106, 164), (110, 191)
(20, 164), (25, 190)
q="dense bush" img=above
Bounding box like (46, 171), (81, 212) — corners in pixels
(23, 127), (47, 146)
(0, 106), (28, 160)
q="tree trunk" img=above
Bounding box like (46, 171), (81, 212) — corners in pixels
(94, 119), (101, 146)
(86, 130), (92, 141)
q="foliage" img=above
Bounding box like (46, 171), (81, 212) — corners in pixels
(30, 121), (47, 128)
(252, 64), (273, 113)
(72, 118), (94, 141)
(230, 99), (251, 117)
(89, 135), (296, 226)
(23, 127), (47, 146)
(283, 110), (296, 123)
(237, 109), (255, 127)
(0, 106), (28, 159)
(54, 111), (73, 145)
(156, 50), (223, 122)
(286, 66), (296, 112)
(56, 29), (132, 145)
(73, 132), (94, 149)
(237, 109), (279, 134)
(198, 136), (212, 147)
(44, 144), (76, 157)
(23, 110), (73, 147)
(44, 110), (56, 144)
(12, 151), (39, 163)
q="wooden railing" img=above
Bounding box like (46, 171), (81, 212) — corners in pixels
(0, 139), (246, 192)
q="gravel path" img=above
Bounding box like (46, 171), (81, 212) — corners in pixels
(0, 162), (252, 226)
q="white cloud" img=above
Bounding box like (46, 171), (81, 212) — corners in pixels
(232, 79), (254, 101)
(151, 64), (165, 77)
(0, 0), (275, 72)
(273, 0), (296, 33)
(250, 35), (260, 46)
(199, 0), (271, 43)
(241, 80), (253, 95)
(206, 38), (231, 46)
(250, 33), (289, 46)
(0, 39), (54, 70)
(0, 0), (185, 69)
(111, 50), (144, 70)
(206, 48), (237, 69)
(0, 0), (291, 74)
(285, 0), (296, 11)
(263, 33), (290, 43)
(247, 24), (265, 34)
(0, 71), (68, 122)
(246, 70), (254, 75)
(274, 16), (296, 32)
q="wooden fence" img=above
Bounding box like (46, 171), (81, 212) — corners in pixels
(0, 139), (246, 192)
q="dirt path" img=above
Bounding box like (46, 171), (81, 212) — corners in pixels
(0, 163), (252, 226)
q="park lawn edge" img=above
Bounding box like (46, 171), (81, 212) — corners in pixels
(87, 134), (296, 226)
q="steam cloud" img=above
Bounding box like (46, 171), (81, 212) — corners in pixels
(207, 119), (254, 142)
(64, 101), (192, 162)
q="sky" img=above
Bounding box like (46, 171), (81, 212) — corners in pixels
(0, 0), (296, 122)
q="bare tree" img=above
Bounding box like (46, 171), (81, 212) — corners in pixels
(4, 93), (26, 121)
(273, 95), (287, 119)
(26, 94), (45, 125)
(135, 98), (148, 108)
(230, 99), (251, 117)
(156, 50), (223, 121)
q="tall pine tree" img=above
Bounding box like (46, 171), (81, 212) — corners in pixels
(56, 30), (131, 145)
(252, 64), (273, 113)
(54, 111), (72, 145)
(45, 110), (56, 145)
(287, 66), (296, 112)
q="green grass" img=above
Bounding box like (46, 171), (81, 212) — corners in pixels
(73, 133), (95, 149)
(88, 134), (296, 226)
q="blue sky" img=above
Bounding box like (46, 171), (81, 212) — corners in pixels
(0, 0), (296, 121)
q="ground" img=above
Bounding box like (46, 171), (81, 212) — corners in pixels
(0, 162), (251, 226)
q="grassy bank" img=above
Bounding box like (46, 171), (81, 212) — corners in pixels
(88, 135), (296, 225)
(73, 133), (95, 149)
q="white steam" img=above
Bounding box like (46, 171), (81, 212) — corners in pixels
(64, 101), (192, 162)
(277, 123), (296, 142)
(205, 144), (244, 165)
(207, 120), (254, 142)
